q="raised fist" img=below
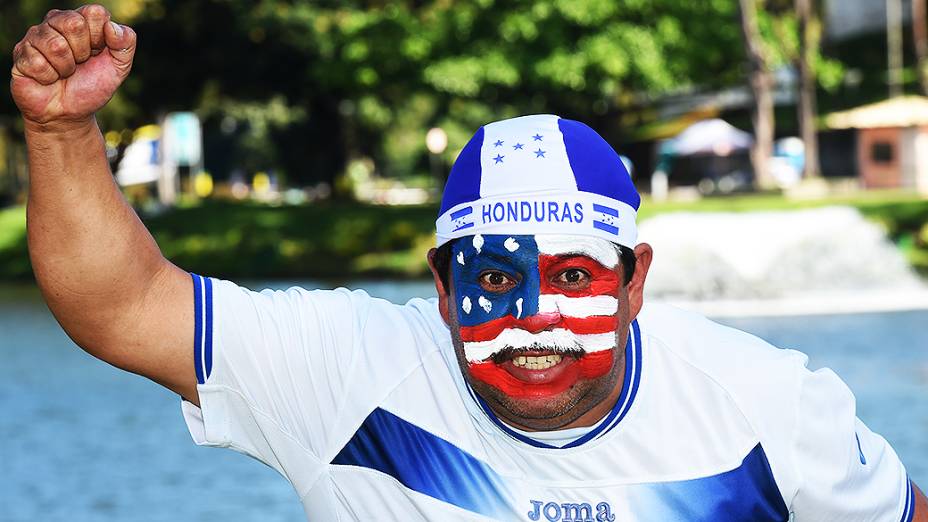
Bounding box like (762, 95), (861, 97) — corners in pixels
(10, 4), (136, 127)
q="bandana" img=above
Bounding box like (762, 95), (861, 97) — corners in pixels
(436, 114), (640, 248)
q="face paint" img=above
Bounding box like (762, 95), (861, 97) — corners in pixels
(451, 234), (621, 399)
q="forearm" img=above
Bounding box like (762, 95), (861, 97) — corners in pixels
(26, 118), (172, 356)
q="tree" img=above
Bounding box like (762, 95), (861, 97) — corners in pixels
(738, 0), (777, 190)
(1, 0), (755, 191)
(914, 0), (928, 96)
(796, 0), (820, 178)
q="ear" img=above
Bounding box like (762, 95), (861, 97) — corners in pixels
(626, 242), (653, 319)
(427, 248), (451, 324)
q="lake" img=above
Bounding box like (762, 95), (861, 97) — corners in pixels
(2, 280), (926, 521)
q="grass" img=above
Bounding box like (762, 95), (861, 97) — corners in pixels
(0, 206), (29, 279)
(2, 191), (927, 280)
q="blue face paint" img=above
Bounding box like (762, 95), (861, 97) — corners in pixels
(451, 234), (541, 327)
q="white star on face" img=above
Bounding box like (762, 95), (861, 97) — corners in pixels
(504, 237), (519, 252)
(462, 296), (472, 314)
(478, 295), (492, 313)
(473, 234), (484, 254)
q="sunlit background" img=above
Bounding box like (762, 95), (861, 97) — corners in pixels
(1, 0), (927, 520)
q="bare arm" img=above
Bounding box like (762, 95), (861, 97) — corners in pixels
(915, 482), (927, 521)
(12, 5), (197, 403)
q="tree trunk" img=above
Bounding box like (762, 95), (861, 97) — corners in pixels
(914, 0), (928, 95)
(796, 0), (820, 178)
(738, 0), (777, 190)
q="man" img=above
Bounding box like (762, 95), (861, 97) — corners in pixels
(11, 6), (926, 521)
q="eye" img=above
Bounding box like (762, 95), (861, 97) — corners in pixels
(479, 270), (517, 293)
(555, 268), (590, 288)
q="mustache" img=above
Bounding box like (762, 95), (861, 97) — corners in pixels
(461, 327), (617, 363)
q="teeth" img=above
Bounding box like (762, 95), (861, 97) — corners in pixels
(511, 354), (562, 370)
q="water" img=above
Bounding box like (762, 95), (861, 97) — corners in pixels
(2, 281), (927, 521)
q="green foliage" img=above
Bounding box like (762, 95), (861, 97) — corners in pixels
(757, 0), (845, 91)
(2, 0), (752, 186)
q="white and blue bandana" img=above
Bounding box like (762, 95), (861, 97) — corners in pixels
(436, 114), (640, 247)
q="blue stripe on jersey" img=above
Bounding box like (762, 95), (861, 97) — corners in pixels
(204, 276), (214, 380)
(902, 476), (915, 522)
(592, 318), (642, 442)
(331, 407), (509, 519)
(855, 433), (867, 464)
(191, 273), (204, 385)
(595, 319), (642, 438)
(470, 319), (641, 449)
(635, 443), (790, 521)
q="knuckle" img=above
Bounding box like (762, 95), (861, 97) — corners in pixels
(27, 53), (48, 71)
(34, 23), (53, 39)
(48, 36), (70, 57)
(84, 4), (109, 19)
(62, 13), (88, 34)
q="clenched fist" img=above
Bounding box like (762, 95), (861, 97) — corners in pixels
(10, 4), (136, 128)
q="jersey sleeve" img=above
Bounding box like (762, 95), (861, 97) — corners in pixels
(180, 274), (380, 488)
(789, 365), (914, 521)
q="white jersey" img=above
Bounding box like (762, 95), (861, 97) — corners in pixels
(182, 275), (916, 521)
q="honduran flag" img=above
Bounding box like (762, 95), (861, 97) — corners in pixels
(436, 115), (640, 249)
(453, 234), (620, 366)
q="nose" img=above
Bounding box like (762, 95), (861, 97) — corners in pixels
(517, 312), (562, 333)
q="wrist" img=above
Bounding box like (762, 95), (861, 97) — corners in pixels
(23, 117), (98, 140)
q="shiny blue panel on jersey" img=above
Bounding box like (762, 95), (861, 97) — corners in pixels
(451, 234), (540, 327)
(634, 443), (789, 521)
(333, 413), (790, 519)
(331, 408), (510, 519)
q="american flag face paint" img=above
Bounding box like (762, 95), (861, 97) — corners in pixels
(451, 234), (621, 398)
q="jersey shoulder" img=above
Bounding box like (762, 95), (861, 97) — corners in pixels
(637, 303), (808, 439)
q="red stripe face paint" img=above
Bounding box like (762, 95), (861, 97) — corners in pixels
(452, 234), (621, 399)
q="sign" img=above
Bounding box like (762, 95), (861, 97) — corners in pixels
(162, 112), (202, 166)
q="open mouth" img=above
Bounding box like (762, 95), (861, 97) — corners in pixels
(468, 347), (614, 398)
